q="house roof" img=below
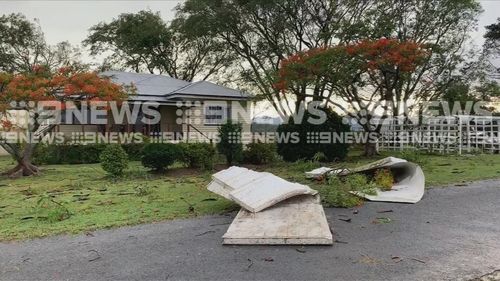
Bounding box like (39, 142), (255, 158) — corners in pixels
(101, 71), (249, 103)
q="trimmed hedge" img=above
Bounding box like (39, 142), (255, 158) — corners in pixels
(178, 142), (216, 170)
(276, 108), (350, 162)
(141, 143), (182, 172)
(34, 143), (146, 165)
(243, 142), (277, 165)
(33, 144), (106, 165)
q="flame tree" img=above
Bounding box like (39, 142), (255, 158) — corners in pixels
(0, 67), (128, 178)
(274, 39), (431, 155)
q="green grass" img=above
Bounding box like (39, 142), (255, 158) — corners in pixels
(1, 151), (500, 241)
(0, 158), (236, 241)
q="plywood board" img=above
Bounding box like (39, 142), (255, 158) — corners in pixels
(223, 196), (333, 245)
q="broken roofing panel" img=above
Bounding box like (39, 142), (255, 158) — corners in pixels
(229, 175), (317, 213)
(305, 157), (426, 204)
(207, 167), (265, 201)
(223, 195), (333, 245)
(207, 167), (333, 245)
(209, 166), (317, 212)
(350, 160), (425, 204)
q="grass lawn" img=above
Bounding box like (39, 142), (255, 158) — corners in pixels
(1, 151), (500, 241)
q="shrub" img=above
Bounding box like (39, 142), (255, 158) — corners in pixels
(312, 152), (328, 163)
(100, 145), (129, 176)
(373, 168), (394, 191)
(122, 143), (144, 161)
(141, 143), (181, 172)
(276, 107), (350, 162)
(34, 144), (106, 165)
(243, 142), (277, 165)
(321, 174), (377, 208)
(217, 121), (243, 165)
(179, 142), (216, 170)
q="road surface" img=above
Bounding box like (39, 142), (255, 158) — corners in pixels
(1, 180), (499, 281)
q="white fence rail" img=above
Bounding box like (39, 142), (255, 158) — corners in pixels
(377, 115), (500, 154)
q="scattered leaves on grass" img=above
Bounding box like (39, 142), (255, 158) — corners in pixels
(20, 216), (34, 220)
(180, 197), (195, 213)
(72, 194), (90, 202)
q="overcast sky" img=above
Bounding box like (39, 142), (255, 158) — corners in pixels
(1, 0), (499, 62)
(2, 0), (499, 118)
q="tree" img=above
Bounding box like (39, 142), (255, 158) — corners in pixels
(176, 0), (372, 116)
(83, 10), (233, 81)
(484, 19), (500, 78)
(176, 0), (480, 121)
(0, 13), (85, 73)
(0, 67), (128, 178)
(217, 121), (243, 165)
(275, 39), (431, 155)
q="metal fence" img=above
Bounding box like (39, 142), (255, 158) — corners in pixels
(377, 115), (500, 154)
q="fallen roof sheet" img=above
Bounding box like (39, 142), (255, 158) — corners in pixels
(305, 157), (426, 204)
(305, 167), (334, 179)
(208, 166), (317, 212)
(351, 161), (425, 204)
(207, 167), (262, 201)
(223, 195), (333, 245)
(347, 157), (425, 203)
(229, 176), (317, 213)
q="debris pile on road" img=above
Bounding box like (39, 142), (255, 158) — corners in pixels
(207, 166), (333, 245)
(306, 157), (425, 204)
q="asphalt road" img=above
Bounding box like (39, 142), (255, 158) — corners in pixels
(1, 180), (499, 281)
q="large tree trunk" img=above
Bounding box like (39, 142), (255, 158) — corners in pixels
(363, 142), (378, 157)
(1, 143), (39, 178)
(3, 159), (40, 178)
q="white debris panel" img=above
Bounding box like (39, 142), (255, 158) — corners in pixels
(348, 157), (425, 204)
(223, 195), (332, 245)
(305, 167), (333, 179)
(306, 157), (425, 204)
(351, 162), (425, 203)
(208, 166), (317, 213)
(207, 166), (333, 245)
